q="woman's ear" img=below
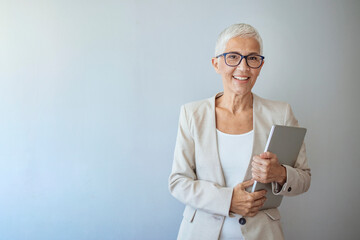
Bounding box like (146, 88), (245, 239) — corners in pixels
(211, 57), (220, 73)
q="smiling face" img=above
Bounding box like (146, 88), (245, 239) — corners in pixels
(212, 36), (264, 96)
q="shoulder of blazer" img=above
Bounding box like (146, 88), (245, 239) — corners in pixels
(182, 96), (213, 119)
(253, 93), (290, 116)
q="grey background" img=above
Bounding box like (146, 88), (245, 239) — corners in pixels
(1, 0), (359, 239)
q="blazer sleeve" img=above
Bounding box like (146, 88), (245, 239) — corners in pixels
(272, 104), (311, 196)
(168, 105), (233, 216)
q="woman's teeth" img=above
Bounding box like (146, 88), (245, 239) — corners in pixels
(233, 76), (249, 81)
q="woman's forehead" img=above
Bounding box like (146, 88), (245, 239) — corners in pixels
(224, 37), (261, 55)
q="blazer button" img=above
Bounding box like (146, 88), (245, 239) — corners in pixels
(288, 187), (292, 192)
(239, 217), (246, 225)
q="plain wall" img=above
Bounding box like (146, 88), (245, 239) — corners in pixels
(1, 0), (359, 239)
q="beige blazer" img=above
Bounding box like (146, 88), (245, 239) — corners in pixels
(169, 92), (311, 240)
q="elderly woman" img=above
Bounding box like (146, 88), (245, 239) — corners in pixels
(168, 23), (311, 240)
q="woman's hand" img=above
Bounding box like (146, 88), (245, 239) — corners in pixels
(230, 179), (267, 217)
(251, 152), (287, 185)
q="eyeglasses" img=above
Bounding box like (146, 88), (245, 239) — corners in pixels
(216, 52), (265, 69)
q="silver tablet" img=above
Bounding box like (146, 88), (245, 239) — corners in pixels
(249, 125), (307, 210)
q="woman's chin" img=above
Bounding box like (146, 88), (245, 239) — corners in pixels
(230, 86), (252, 96)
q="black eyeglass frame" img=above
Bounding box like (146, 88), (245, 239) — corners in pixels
(215, 52), (265, 69)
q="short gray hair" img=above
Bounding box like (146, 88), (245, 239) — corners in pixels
(215, 23), (263, 56)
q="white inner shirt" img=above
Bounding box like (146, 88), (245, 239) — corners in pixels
(216, 129), (254, 240)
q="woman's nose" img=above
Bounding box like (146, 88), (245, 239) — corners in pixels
(237, 58), (249, 71)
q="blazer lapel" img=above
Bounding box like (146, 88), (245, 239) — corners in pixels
(206, 92), (227, 187)
(243, 93), (268, 181)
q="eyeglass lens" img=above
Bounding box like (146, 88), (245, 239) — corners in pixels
(225, 53), (262, 68)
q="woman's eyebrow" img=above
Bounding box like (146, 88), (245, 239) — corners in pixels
(227, 51), (260, 55)
(247, 52), (260, 55)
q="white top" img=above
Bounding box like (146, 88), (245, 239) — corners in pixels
(216, 129), (254, 240)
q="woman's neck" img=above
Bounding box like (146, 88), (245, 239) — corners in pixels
(217, 91), (253, 114)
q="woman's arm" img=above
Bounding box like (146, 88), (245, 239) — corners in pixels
(251, 104), (311, 196)
(272, 104), (311, 196)
(168, 105), (233, 216)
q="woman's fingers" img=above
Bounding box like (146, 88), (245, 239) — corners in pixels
(239, 179), (255, 190)
(252, 151), (282, 183)
(252, 169), (272, 183)
(252, 161), (268, 172)
(250, 189), (267, 200)
(261, 151), (277, 159)
(231, 180), (268, 216)
(246, 207), (263, 217)
(243, 198), (266, 217)
(252, 196), (266, 207)
(254, 152), (278, 165)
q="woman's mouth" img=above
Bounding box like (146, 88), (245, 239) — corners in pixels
(233, 76), (249, 81)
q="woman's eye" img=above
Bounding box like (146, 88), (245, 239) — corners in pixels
(228, 54), (239, 59)
(248, 55), (260, 61)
